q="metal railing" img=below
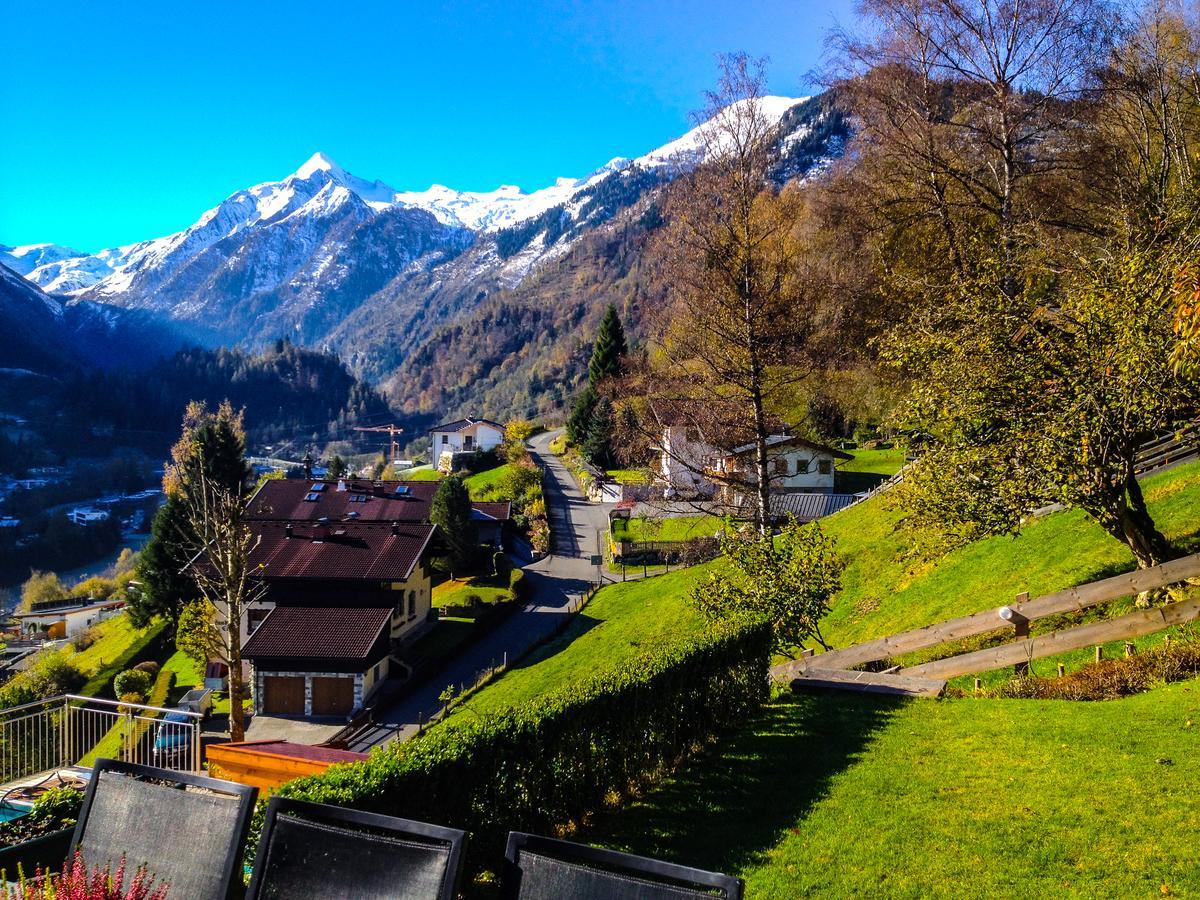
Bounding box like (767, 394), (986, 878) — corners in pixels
(0, 694), (202, 786)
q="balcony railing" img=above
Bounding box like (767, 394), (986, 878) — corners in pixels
(0, 694), (202, 786)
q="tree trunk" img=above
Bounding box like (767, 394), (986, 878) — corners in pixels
(227, 636), (246, 742)
(1117, 470), (1175, 568)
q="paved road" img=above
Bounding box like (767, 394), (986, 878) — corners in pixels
(350, 430), (612, 749)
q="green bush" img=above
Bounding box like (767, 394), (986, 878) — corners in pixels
(268, 614), (771, 880)
(113, 668), (152, 700)
(0, 655), (86, 710)
(508, 567), (526, 599)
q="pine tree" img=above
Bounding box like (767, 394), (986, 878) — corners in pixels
(588, 304), (628, 385)
(430, 476), (478, 573)
(135, 401), (250, 627)
(582, 396), (615, 467)
(566, 385), (598, 446)
(130, 493), (198, 626)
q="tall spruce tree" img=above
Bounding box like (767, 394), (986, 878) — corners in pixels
(588, 304), (628, 385)
(431, 476), (478, 573)
(132, 401), (251, 627)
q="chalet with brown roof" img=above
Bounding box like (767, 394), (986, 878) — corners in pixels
(241, 520), (436, 719)
(246, 479), (511, 548)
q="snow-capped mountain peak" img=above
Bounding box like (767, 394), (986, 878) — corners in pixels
(296, 151), (343, 179)
(7, 95), (813, 298)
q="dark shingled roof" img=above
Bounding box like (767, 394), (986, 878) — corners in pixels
(246, 480), (511, 524)
(242, 606), (391, 660)
(249, 521), (435, 581)
(428, 417), (505, 434)
(471, 501), (512, 521)
(769, 492), (859, 521)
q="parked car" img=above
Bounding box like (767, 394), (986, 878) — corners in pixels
(152, 710), (196, 764)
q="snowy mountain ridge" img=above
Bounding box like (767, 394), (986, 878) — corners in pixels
(7, 96), (809, 297)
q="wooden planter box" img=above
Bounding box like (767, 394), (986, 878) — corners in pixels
(0, 827), (74, 878)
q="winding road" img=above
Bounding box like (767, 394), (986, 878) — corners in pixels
(347, 430), (612, 749)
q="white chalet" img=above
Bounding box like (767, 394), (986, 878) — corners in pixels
(658, 428), (851, 499)
(429, 418), (505, 472)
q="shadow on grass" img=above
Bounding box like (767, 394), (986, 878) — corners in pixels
(497, 614), (603, 677)
(582, 691), (904, 877)
(835, 471), (888, 493)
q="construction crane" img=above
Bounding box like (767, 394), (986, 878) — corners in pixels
(354, 424), (405, 463)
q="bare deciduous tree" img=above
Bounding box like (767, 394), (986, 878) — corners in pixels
(179, 462), (263, 743)
(642, 54), (836, 532)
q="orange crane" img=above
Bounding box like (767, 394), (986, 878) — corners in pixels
(354, 424), (404, 463)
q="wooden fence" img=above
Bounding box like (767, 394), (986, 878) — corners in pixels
(775, 552), (1200, 685)
(906, 596), (1200, 679)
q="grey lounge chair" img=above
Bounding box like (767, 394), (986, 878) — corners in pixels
(246, 796), (467, 900)
(72, 759), (258, 900)
(502, 832), (744, 900)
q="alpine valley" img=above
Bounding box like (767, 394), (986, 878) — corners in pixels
(1, 94), (847, 425)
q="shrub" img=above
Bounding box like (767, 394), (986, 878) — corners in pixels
(508, 567), (526, 599)
(28, 786), (83, 827)
(10, 850), (168, 900)
(0, 655), (86, 708)
(268, 614), (772, 880)
(132, 661), (159, 677)
(505, 419), (539, 444)
(71, 627), (100, 652)
(113, 669), (153, 700)
(988, 637), (1200, 700)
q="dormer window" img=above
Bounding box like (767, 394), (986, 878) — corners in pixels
(304, 492), (321, 502)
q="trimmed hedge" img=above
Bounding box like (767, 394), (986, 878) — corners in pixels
(268, 614), (772, 879)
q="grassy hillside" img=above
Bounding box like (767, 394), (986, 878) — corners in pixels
(816, 459), (1200, 651)
(445, 565), (714, 719)
(587, 682), (1200, 897)
(453, 461), (1200, 722)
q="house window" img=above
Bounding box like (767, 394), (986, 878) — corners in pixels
(441, 435), (449, 445)
(796, 458), (810, 474)
(408, 590), (416, 617)
(247, 608), (269, 634)
(304, 492), (321, 502)
(773, 457), (788, 475)
(464, 435), (474, 450)
(818, 459), (833, 475)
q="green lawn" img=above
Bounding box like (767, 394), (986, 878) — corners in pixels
(840, 447), (908, 475)
(835, 447), (908, 493)
(444, 566), (714, 720)
(607, 468), (651, 485)
(432, 570), (517, 607)
(587, 683), (1200, 897)
(612, 515), (728, 543)
(401, 466), (443, 482)
(462, 463), (515, 499)
(814, 459), (1200, 652)
(454, 461), (1200, 722)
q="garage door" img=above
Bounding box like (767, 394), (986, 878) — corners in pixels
(263, 676), (305, 715)
(311, 677), (354, 717)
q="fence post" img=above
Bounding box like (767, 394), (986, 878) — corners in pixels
(1124, 641), (1135, 658)
(1057, 663), (1065, 677)
(1095, 646), (1103, 663)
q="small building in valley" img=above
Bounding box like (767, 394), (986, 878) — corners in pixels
(13, 597), (125, 639)
(428, 418), (505, 472)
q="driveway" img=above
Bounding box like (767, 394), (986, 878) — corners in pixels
(349, 430), (613, 749)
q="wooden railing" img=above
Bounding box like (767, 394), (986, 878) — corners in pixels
(777, 552), (1200, 680)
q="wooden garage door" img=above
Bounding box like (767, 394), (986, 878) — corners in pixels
(311, 677), (354, 717)
(263, 676), (305, 715)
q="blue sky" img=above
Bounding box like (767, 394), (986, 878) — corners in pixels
(1, 0), (853, 252)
